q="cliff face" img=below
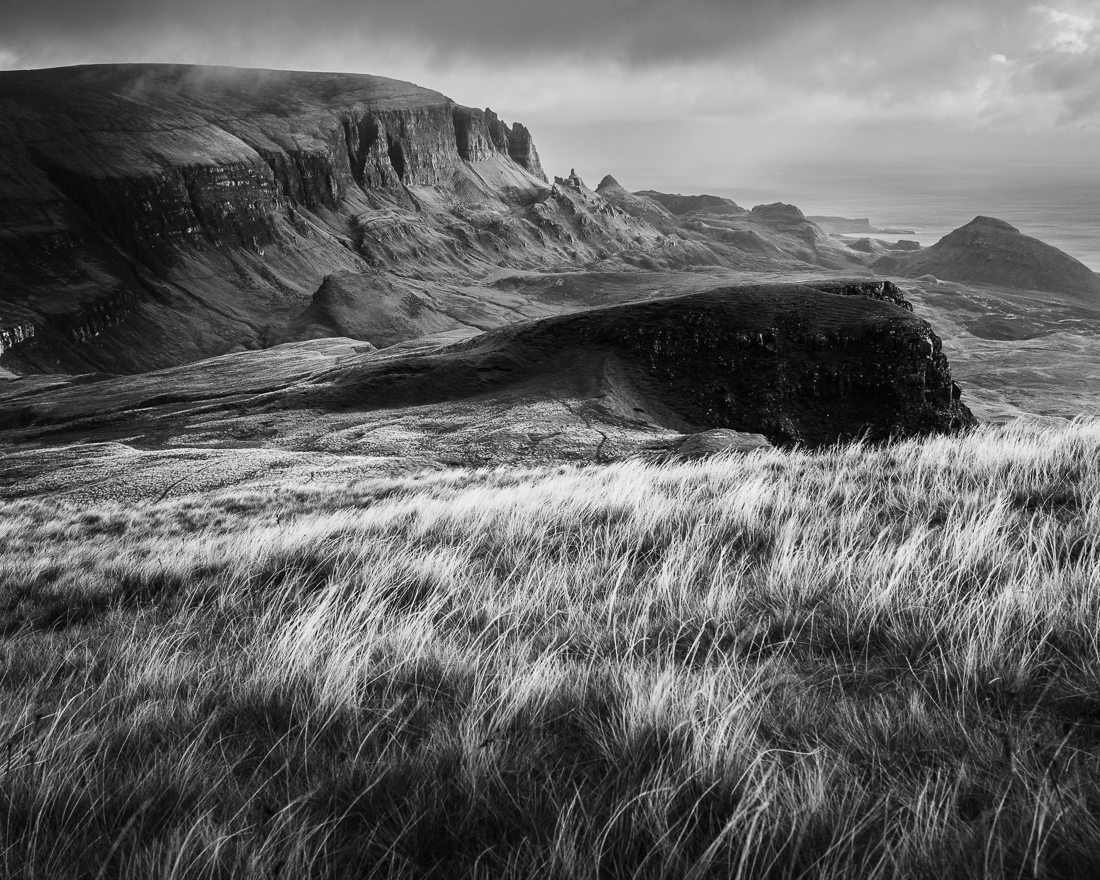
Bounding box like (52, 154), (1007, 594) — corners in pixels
(0, 64), (554, 373)
(451, 107), (546, 180)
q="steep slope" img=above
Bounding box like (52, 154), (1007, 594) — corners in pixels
(876, 216), (1100, 299)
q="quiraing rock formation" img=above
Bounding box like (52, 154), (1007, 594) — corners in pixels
(876, 216), (1100, 299)
(0, 63), (984, 459)
(0, 64), (623, 374)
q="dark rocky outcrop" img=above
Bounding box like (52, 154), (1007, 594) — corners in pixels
(308, 280), (974, 447)
(0, 280), (974, 451)
(876, 216), (1100, 299)
(451, 107), (546, 181)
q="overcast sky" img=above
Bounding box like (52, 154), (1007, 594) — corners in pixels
(1, 0), (1098, 206)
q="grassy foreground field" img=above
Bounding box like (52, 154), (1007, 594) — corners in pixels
(3, 418), (1100, 878)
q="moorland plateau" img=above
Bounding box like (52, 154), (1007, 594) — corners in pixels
(2, 64), (1100, 878)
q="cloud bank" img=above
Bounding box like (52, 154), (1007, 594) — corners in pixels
(1, 0), (1097, 188)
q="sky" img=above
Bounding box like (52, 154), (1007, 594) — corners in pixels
(1, 0), (1099, 209)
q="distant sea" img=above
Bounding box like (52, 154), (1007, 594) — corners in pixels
(721, 166), (1100, 272)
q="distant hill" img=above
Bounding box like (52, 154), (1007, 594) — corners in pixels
(876, 216), (1100, 299)
(635, 191), (744, 215)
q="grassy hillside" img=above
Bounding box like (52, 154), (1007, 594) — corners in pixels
(2, 418), (1100, 878)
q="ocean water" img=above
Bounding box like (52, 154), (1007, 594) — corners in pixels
(724, 167), (1100, 272)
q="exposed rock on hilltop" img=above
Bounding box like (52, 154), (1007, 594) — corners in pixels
(335, 280), (971, 447)
(876, 216), (1100, 299)
(0, 279), (973, 451)
(451, 107), (546, 180)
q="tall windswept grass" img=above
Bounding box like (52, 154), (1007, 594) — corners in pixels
(3, 417), (1100, 878)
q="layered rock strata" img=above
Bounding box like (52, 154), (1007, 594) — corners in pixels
(0, 64), (553, 372)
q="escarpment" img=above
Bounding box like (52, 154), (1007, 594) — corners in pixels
(452, 107), (546, 180)
(0, 64), (893, 376)
(0, 59), (979, 447)
(0, 64), (559, 373)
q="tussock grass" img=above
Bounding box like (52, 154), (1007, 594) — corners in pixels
(3, 418), (1100, 877)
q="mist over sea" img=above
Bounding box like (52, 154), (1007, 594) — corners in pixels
(725, 164), (1100, 272)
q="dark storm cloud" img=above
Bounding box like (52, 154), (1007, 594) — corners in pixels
(2, 0), (1097, 245)
(0, 0), (948, 67)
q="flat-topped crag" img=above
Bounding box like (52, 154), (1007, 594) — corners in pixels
(0, 279), (973, 452)
(876, 216), (1100, 299)
(305, 279), (971, 447)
